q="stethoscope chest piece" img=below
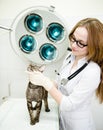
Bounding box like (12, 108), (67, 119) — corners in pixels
(61, 78), (68, 86)
(60, 62), (89, 87)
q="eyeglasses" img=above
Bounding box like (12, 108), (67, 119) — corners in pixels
(69, 35), (88, 48)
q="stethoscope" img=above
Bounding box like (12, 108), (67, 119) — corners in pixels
(55, 54), (89, 86)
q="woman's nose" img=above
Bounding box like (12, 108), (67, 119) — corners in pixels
(72, 42), (77, 47)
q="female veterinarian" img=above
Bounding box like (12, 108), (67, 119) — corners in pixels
(27, 18), (103, 130)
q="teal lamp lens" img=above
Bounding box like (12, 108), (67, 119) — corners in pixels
(39, 43), (57, 61)
(46, 23), (64, 42)
(19, 35), (36, 53)
(25, 14), (43, 32)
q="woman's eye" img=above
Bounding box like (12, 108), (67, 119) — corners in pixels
(71, 37), (75, 42)
(78, 42), (84, 47)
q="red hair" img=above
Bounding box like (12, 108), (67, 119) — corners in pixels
(69, 18), (103, 103)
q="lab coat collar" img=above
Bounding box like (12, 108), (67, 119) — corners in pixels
(70, 53), (88, 67)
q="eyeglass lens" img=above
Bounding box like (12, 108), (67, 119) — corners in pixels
(70, 36), (87, 48)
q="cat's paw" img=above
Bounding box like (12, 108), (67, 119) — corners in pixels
(30, 119), (39, 125)
(30, 121), (36, 125)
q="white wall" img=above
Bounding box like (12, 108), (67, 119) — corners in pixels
(0, 0), (103, 129)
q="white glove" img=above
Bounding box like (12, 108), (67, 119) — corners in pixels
(26, 70), (53, 91)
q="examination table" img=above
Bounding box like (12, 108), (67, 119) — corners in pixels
(0, 98), (59, 130)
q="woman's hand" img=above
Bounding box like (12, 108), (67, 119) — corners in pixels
(27, 70), (46, 86)
(26, 70), (53, 91)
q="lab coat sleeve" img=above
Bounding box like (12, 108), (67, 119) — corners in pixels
(59, 63), (101, 112)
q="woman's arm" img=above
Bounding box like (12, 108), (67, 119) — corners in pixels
(49, 85), (63, 104)
(26, 70), (63, 104)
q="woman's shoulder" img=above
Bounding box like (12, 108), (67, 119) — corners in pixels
(82, 61), (101, 88)
(86, 61), (101, 73)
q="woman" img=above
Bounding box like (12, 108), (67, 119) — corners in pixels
(27, 18), (103, 130)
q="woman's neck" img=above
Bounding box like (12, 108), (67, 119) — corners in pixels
(72, 60), (78, 69)
(72, 56), (85, 68)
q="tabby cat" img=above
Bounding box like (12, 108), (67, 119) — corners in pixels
(26, 64), (50, 125)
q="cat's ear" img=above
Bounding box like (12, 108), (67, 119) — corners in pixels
(27, 64), (31, 71)
(27, 64), (33, 71)
(39, 65), (46, 72)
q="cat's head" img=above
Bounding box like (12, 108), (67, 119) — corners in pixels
(27, 64), (45, 73)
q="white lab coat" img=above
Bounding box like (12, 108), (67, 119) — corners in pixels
(56, 53), (101, 130)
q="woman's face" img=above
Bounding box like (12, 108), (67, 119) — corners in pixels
(70, 27), (88, 60)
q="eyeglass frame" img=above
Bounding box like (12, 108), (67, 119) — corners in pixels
(69, 35), (88, 48)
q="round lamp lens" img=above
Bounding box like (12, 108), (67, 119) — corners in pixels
(25, 14), (43, 32)
(46, 23), (64, 42)
(19, 35), (36, 53)
(39, 43), (57, 61)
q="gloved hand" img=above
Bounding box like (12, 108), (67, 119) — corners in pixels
(26, 70), (53, 91)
